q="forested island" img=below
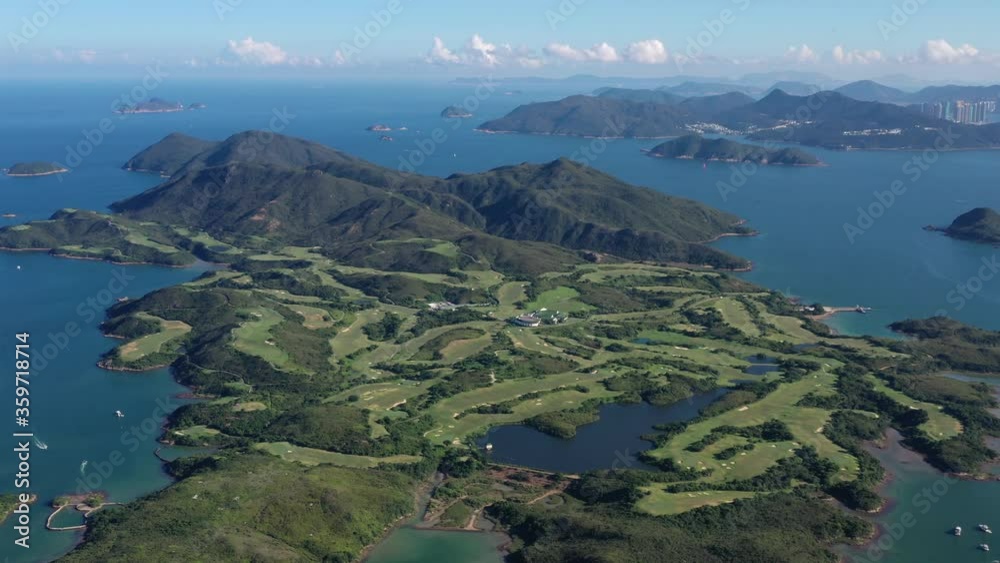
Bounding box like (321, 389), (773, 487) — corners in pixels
(646, 134), (821, 166)
(928, 207), (1000, 244)
(5, 161), (68, 177)
(6, 132), (996, 563)
(441, 105), (473, 118)
(114, 97), (192, 114)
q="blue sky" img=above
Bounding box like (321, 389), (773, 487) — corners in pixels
(5, 0), (1000, 81)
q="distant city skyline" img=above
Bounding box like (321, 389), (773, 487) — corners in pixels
(4, 0), (1000, 83)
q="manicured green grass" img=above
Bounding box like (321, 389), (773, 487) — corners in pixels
(173, 425), (220, 440)
(425, 370), (617, 444)
(712, 297), (760, 337)
(289, 304), (337, 329)
(525, 286), (591, 313)
(636, 488), (757, 516)
(231, 307), (292, 368)
(410, 327), (487, 362)
(117, 314), (191, 362)
(254, 442), (422, 468)
(648, 369), (859, 484)
(232, 401), (268, 412)
(124, 233), (180, 254)
(329, 309), (381, 361)
(869, 376), (963, 440)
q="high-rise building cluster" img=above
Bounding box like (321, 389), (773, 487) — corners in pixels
(920, 100), (997, 124)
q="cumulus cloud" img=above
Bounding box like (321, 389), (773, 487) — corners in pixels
(424, 35), (541, 68)
(426, 37), (462, 64)
(545, 41), (620, 63)
(785, 44), (819, 63)
(465, 34), (500, 67)
(919, 39), (981, 63)
(222, 37), (289, 65)
(832, 45), (884, 65)
(626, 39), (668, 64)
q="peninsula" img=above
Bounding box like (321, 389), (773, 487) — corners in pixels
(927, 207), (1000, 244)
(11, 132), (994, 563)
(646, 134), (821, 166)
(5, 161), (68, 177)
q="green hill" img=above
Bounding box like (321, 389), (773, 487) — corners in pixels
(108, 132), (750, 270)
(940, 207), (1000, 244)
(123, 133), (216, 175)
(6, 161), (67, 176)
(648, 135), (820, 166)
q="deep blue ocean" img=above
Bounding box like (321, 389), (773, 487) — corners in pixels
(1, 77), (999, 561)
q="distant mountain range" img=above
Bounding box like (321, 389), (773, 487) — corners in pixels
(2, 132), (751, 272)
(479, 87), (1000, 150)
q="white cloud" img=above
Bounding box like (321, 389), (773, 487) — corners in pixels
(222, 37), (288, 65)
(426, 37), (461, 64)
(919, 39), (980, 63)
(626, 39), (669, 64)
(832, 45), (883, 65)
(545, 41), (620, 63)
(466, 34), (500, 67)
(785, 44), (819, 63)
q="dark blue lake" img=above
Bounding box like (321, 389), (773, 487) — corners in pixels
(475, 390), (728, 474)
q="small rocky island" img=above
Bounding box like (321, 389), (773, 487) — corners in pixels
(926, 207), (1000, 244)
(114, 97), (191, 114)
(5, 161), (69, 177)
(646, 134), (821, 166)
(441, 105), (473, 119)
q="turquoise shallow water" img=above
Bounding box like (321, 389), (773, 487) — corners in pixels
(0, 79), (999, 561)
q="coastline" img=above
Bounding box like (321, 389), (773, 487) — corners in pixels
(642, 149), (826, 167)
(5, 168), (69, 177)
(0, 245), (191, 268)
(476, 128), (1000, 153)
